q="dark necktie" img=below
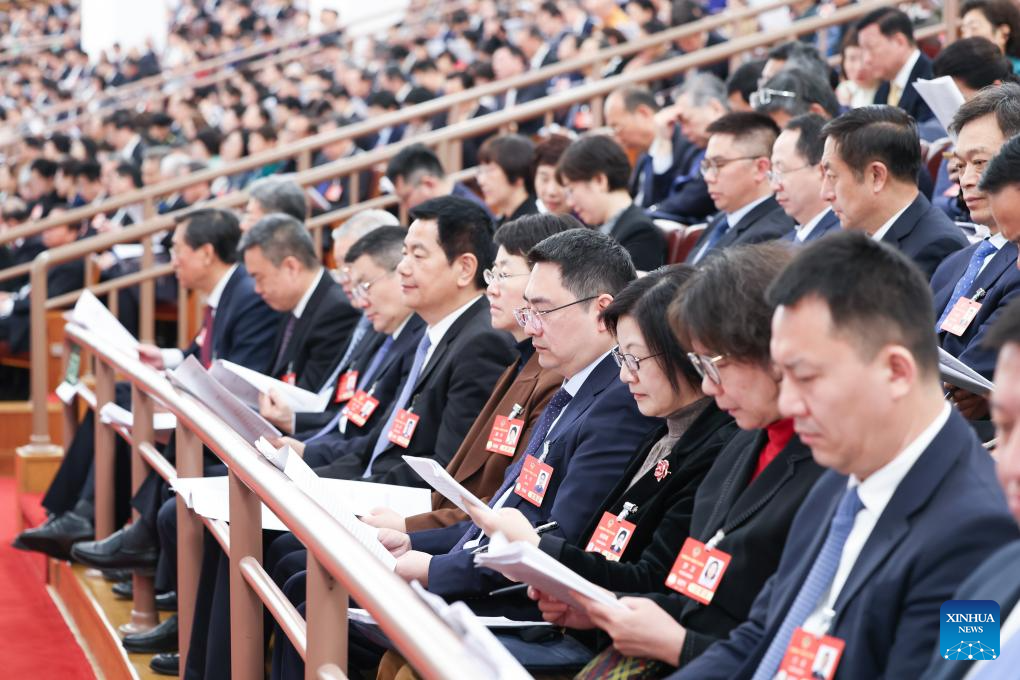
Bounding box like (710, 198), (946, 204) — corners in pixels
(692, 216), (731, 263)
(274, 314), (298, 373)
(199, 305), (214, 369)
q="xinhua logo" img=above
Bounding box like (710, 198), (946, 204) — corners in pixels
(940, 600), (1001, 661)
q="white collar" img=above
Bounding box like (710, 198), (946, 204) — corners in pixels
(893, 48), (921, 90)
(848, 403), (950, 516)
(871, 198), (914, 242)
(425, 295), (482, 351)
(562, 349), (612, 397)
(990, 232), (1009, 250)
(293, 269), (325, 319)
(724, 194), (771, 230)
(796, 207), (832, 242)
(206, 264), (238, 310)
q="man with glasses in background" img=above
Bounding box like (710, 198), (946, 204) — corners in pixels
(686, 112), (794, 264)
(770, 114), (840, 244)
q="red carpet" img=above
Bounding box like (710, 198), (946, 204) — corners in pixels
(0, 477), (95, 678)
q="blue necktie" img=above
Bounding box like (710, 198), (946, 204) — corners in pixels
(751, 486), (864, 680)
(936, 240), (997, 331)
(362, 333), (432, 478)
(451, 387), (573, 551)
(692, 216), (731, 263)
(972, 628), (1020, 678)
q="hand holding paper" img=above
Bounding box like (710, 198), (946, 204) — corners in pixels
(464, 505), (540, 547)
(402, 455), (495, 521)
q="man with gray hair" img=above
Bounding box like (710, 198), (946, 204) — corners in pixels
(238, 213), (358, 391)
(240, 176), (309, 231)
(753, 67), (841, 127)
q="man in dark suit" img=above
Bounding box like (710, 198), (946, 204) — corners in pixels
(493, 44), (548, 136)
(687, 112), (795, 264)
(858, 8), (935, 122)
(821, 106), (967, 277)
(16, 208), (280, 558)
(557, 135), (666, 271)
(772, 115), (841, 244)
(924, 302), (1020, 679)
(674, 233), (1018, 680)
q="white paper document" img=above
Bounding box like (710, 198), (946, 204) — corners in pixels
(913, 77), (966, 139)
(346, 607), (550, 630)
(99, 402), (177, 430)
(70, 290), (140, 357)
(210, 359), (331, 413)
(170, 475), (288, 531)
(56, 381), (79, 405)
(474, 534), (624, 611)
(939, 348), (994, 396)
(402, 455), (494, 520)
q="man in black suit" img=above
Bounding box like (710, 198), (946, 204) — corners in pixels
(385, 143), (492, 217)
(674, 233), (1018, 680)
(687, 112), (795, 264)
(821, 106), (967, 277)
(16, 208), (280, 558)
(493, 44), (547, 136)
(772, 114), (840, 244)
(239, 214), (359, 393)
(858, 8), (935, 122)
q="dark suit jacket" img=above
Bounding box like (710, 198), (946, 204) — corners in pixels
(878, 193), (968, 278)
(404, 345), (561, 532)
(417, 353), (661, 599)
(267, 271), (359, 392)
(686, 196), (795, 264)
(780, 208), (841, 244)
(635, 130), (713, 226)
(923, 539), (1020, 680)
(874, 51), (935, 122)
(675, 409), (1019, 680)
(496, 195), (540, 228)
(607, 204), (667, 271)
(315, 296), (516, 486)
(4, 257), (85, 353)
(931, 240), (1020, 379)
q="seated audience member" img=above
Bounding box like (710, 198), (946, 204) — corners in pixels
(820, 106), (968, 277)
(857, 7), (936, 122)
(238, 214), (359, 392)
(16, 209), (279, 559)
(556, 135), (667, 270)
(671, 0), (729, 83)
(533, 134), (572, 215)
(836, 26), (881, 110)
(523, 244), (824, 677)
(982, 120), (1020, 246)
(675, 232), (1019, 680)
(725, 60), (767, 112)
(960, 0), (1020, 74)
(924, 301), (1020, 679)
(752, 67), (840, 127)
(771, 114), (840, 243)
(687, 112), (794, 264)
(761, 41), (832, 85)
(478, 135), (540, 227)
(385, 143), (490, 215)
(240, 176), (309, 232)
(932, 84), (1020, 424)
(493, 43), (548, 135)
(933, 37), (1015, 103)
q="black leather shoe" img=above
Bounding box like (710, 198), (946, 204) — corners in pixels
(122, 614), (177, 653)
(112, 581), (177, 611)
(150, 653), (179, 676)
(112, 579), (132, 600)
(12, 512), (94, 560)
(102, 567), (133, 582)
(70, 526), (158, 570)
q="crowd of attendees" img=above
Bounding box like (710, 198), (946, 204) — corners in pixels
(11, 0), (1020, 679)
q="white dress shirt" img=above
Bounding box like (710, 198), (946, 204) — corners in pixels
(795, 208), (833, 243)
(870, 199), (914, 243)
(293, 268), (325, 320)
(423, 295), (482, 368)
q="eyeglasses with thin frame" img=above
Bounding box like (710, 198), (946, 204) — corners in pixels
(766, 164), (812, 185)
(350, 271), (392, 303)
(700, 156), (761, 178)
(483, 268), (530, 287)
(749, 87), (798, 108)
(513, 296), (598, 332)
(687, 352), (727, 385)
(334, 265), (352, 285)
(612, 346), (664, 373)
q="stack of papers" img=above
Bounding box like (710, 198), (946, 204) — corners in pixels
(474, 534), (624, 611)
(939, 348), (994, 396)
(210, 360), (331, 413)
(913, 77), (966, 140)
(170, 476), (290, 531)
(99, 402), (177, 431)
(70, 290), (140, 358)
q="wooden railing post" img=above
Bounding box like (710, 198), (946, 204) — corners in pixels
(93, 359), (117, 540)
(944, 0), (960, 42)
(140, 197), (157, 344)
(18, 256), (61, 457)
(175, 424), (204, 668)
(229, 469), (264, 680)
(304, 553), (348, 680)
(123, 386), (158, 635)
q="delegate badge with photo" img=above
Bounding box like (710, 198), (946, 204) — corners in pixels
(584, 512), (636, 561)
(940, 297), (982, 337)
(777, 628), (845, 680)
(344, 390), (379, 428)
(387, 408), (420, 448)
(514, 454), (554, 507)
(281, 372), (297, 386)
(664, 536), (733, 605)
(486, 415), (526, 456)
(335, 370), (359, 403)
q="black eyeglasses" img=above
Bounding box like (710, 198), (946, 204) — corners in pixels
(513, 296), (598, 332)
(612, 346), (663, 373)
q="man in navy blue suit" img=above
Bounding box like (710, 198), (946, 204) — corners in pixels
(859, 8), (935, 122)
(771, 114), (840, 244)
(821, 106), (968, 277)
(924, 302), (1020, 680)
(931, 85), (1020, 422)
(673, 232), (1018, 680)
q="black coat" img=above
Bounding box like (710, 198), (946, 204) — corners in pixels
(686, 196), (795, 264)
(873, 52), (935, 122)
(877, 193), (968, 278)
(606, 204), (667, 271)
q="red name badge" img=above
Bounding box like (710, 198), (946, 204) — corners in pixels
(387, 408), (420, 448)
(664, 536), (733, 605)
(344, 390), (379, 428)
(584, 512), (637, 561)
(940, 297), (982, 337)
(335, 371), (359, 403)
(486, 415), (526, 456)
(514, 455), (554, 507)
(281, 372), (297, 386)
(777, 627), (845, 680)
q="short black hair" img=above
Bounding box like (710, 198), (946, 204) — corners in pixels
(30, 158), (58, 178)
(494, 213), (583, 258)
(706, 111), (781, 155)
(409, 195), (495, 289)
(934, 37), (1014, 92)
(726, 59), (766, 106)
(72, 159), (102, 183)
(193, 127), (222, 156)
(821, 106), (921, 182)
(555, 135), (632, 191)
(950, 82), (1020, 138)
(528, 228), (637, 300)
(478, 135), (536, 193)
(857, 8), (916, 44)
(344, 225), (406, 270)
(603, 265), (701, 392)
(785, 113), (828, 165)
(115, 161), (143, 188)
(673, 242), (795, 366)
(367, 90), (399, 110)
(766, 230), (939, 379)
(386, 143), (445, 183)
(533, 134), (573, 172)
(610, 86), (659, 113)
(979, 131), (1020, 194)
(982, 291), (1020, 349)
(238, 213), (319, 269)
(181, 208), (242, 264)
(962, 0), (1020, 58)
